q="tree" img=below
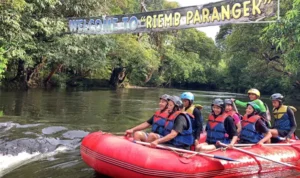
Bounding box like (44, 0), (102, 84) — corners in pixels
(262, 0), (300, 91)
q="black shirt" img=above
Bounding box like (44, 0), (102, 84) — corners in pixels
(147, 116), (154, 125)
(192, 107), (203, 140)
(172, 115), (188, 133)
(255, 117), (269, 134)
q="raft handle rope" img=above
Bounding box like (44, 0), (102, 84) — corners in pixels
(167, 146), (198, 159)
(134, 140), (238, 162)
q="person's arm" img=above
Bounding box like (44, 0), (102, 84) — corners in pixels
(125, 117), (152, 136)
(131, 122), (151, 131)
(286, 107), (297, 139)
(256, 119), (272, 145)
(151, 115), (186, 147)
(151, 130), (179, 147)
(236, 122), (242, 135)
(254, 99), (267, 112)
(193, 108), (203, 142)
(224, 117), (238, 148)
(232, 114), (241, 134)
(234, 100), (248, 108)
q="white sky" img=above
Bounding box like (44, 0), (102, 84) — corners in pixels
(168, 0), (221, 40)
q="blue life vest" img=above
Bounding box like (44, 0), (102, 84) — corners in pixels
(206, 113), (230, 144)
(182, 106), (202, 139)
(273, 105), (292, 131)
(151, 110), (169, 135)
(163, 111), (194, 147)
(240, 115), (264, 143)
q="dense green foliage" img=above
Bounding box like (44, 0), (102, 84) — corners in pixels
(0, 0), (299, 95)
(216, 0), (299, 95)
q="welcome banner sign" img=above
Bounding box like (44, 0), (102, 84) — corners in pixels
(69, 0), (278, 35)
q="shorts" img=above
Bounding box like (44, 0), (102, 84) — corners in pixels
(206, 142), (222, 149)
(271, 130), (290, 143)
(142, 132), (163, 140)
(277, 130), (289, 137)
(238, 139), (255, 144)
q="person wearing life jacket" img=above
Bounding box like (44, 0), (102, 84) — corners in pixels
(196, 99), (238, 152)
(180, 92), (203, 147)
(224, 99), (242, 134)
(239, 102), (272, 145)
(231, 88), (271, 127)
(269, 93), (297, 142)
(125, 94), (170, 142)
(149, 95), (194, 149)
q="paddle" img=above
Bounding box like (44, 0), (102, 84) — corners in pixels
(232, 101), (239, 113)
(134, 140), (237, 162)
(264, 103), (272, 126)
(217, 141), (300, 170)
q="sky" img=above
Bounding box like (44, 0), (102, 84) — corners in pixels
(168, 0), (222, 40)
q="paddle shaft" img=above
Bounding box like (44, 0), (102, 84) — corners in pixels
(218, 142), (300, 169)
(232, 102), (239, 113)
(134, 141), (236, 161)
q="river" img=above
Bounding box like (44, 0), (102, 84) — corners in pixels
(0, 88), (300, 178)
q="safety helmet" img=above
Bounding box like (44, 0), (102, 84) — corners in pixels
(169, 95), (183, 108)
(160, 94), (170, 102)
(270, 93), (284, 103)
(224, 99), (233, 105)
(247, 102), (261, 113)
(211, 98), (224, 109)
(180, 92), (194, 102)
(248, 88), (260, 97)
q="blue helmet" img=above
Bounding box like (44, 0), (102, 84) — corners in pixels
(180, 92), (194, 102)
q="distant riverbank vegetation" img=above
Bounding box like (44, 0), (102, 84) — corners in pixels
(0, 0), (299, 97)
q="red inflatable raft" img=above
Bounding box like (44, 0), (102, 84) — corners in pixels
(81, 132), (300, 178)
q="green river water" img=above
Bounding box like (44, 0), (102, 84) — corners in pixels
(0, 88), (300, 178)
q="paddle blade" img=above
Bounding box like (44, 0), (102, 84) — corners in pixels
(213, 155), (238, 162)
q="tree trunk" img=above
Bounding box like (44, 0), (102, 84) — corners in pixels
(109, 67), (127, 88)
(66, 69), (91, 86)
(10, 59), (25, 82)
(44, 63), (63, 86)
(27, 57), (47, 88)
(144, 68), (155, 83)
(8, 59), (28, 89)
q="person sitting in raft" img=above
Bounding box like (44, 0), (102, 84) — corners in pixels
(269, 93), (297, 142)
(180, 92), (203, 147)
(149, 95), (194, 149)
(231, 88), (270, 127)
(196, 99), (238, 152)
(239, 102), (272, 145)
(125, 94), (170, 141)
(224, 99), (242, 134)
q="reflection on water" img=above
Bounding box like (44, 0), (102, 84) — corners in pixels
(0, 88), (300, 177)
